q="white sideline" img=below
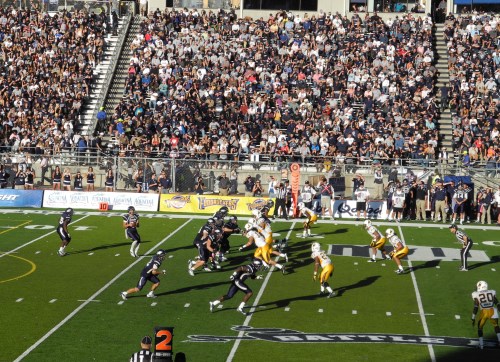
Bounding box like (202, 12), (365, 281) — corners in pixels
(226, 222), (296, 362)
(0, 216), (89, 259)
(397, 225), (436, 362)
(14, 219), (192, 362)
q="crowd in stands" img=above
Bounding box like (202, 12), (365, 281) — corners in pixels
(108, 8), (442, 169)
(0, 5), (107, 157)
(444, 11), (500, 170)
(1, 5), (499, 178)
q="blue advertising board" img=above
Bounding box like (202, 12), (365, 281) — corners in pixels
(0, 189), (44, 208)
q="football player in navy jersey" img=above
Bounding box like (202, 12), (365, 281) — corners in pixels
(209, 258), (264, 315)
(452, 183), (468, 225)
(57, 208), (73, 256)
(123, 206), (141, 257)
(218, 215), (241, 258)
(121, 250), (167, 300)
(212, 206), (229, 222)
(188, 218), (216, 276)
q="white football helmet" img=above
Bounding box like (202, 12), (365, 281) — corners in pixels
(298, 202), (305, 210)
(477, 280), (488, 292)
(244, 223), (253, 232)
(386, 228), (395, 238)
(252, 209), (261, 218)
(364, 219), (372, 228)
(311, 242), (321, 252)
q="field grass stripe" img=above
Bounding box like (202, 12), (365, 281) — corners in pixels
(226, 222), (296, 362)
(14, 218), (191, 362)
(397, 225), (436, 362)
(0, 215), (89, 259)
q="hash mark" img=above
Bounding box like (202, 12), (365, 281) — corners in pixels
(386, 312), (392, 316)
(354, 262), (358, 266)
(118, 301), (124, 305)
(217, 304), (223, 309)
(455, 315), (460, 320)
(184, 303), (190, 308)
(115, 254), (120, 256)
(352, 310), (357, 315)
(88, 252), (94, 256)
(436, 266), (440, 269)
(35, 251), (41, 254)
(284, 307), (290, 312)
(49, 299), (57, 303)
(381, 264), (386, 267)
(492, 268), (496, 272)
(318, 309), (323, 313)
(151, 302), (157, 307)
(16, 298), (23, 302)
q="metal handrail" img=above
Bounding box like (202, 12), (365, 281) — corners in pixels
(87, 3), (134, 137)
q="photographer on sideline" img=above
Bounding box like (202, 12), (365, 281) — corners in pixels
(244, 175), (255, 197)
(194, 176), (205, 195)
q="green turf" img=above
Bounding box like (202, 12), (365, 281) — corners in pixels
(1, 211), (499, 362)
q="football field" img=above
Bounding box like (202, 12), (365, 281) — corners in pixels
(1, 209), (499, 362)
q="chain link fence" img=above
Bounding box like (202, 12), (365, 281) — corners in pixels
(2, 150), (499, 194)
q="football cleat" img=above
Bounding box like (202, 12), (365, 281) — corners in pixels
(209, 301), (214, 312)
(284, 253), (288, 263)
(188, 268), (195, 276)
(130, 250), (136, 258)
(281, 266), (287, 275)
(146, 292), (157, 298)
(58, 250), (67, 257)
(236, 307), (248, 316)
(385, 255), (392, 260)
(327, 292), (336, 298)
(203, 267), (212, 272)
(395, 269), (404, 274)
(120, 292), (127, 300)
(367, 259), (376, 263)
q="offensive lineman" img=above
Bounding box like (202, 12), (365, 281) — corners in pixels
(123, 206), (141, 257)
(363, 220), (392, 262)
(386, 228), (409, 274)
(471, 280), (500, 349)
(297, 202), (318, 237)
(57, 207), (73, 256)
(311, 242), (336, 298)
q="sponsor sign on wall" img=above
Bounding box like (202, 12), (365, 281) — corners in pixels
(332, 200), (387, 219)
(159, 194), (274, 215)
(0, 189), (43, 208)
(43, 191), (159, 211)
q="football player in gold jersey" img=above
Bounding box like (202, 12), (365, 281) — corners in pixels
(311, 242), (335, 298)
(239, 223), (286, 273)
(471, 280), (500, 349)
(386, 228), (409, 274)
(298, 202), (318, 237)
(364, 220), (391, 262)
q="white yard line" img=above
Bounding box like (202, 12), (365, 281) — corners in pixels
(0, 216), (89, 259)
(226, 222), (296, 362)
(14, 219), (191, 362)
(397, 225), (436, 362)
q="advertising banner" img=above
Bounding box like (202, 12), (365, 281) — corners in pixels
(0, 189), (43, 208)
(332, 199), (387, 219)
(43, 191), (159, 211)
(159, 194), (274, 215)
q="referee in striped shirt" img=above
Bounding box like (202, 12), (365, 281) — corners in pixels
(449, 224), (473, 271)
(273, 182), (288, 220)
(130, 335), (153, 362)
